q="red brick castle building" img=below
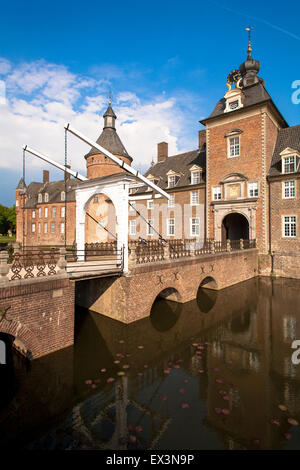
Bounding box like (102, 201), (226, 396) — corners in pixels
(15, 41), (300, 278)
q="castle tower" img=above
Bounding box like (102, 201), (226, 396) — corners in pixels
(85, 101), (132, 179)
(15, 177), (27, 244)
(200, 30), (288, 253)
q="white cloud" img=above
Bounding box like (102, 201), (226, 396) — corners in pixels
(0, 57), (199, 179)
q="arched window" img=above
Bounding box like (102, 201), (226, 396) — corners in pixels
(38, 193), (42, 203)
(61, 191), (65, 202)
(44, 193), (49, 202)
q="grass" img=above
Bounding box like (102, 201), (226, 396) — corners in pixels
(0, 235), (16, 243)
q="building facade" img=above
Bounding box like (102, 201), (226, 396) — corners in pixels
(15, 45), (300, 276)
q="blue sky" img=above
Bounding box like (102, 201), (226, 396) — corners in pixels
(0, 0), (299, 206)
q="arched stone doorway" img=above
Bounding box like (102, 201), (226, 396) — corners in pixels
(222, 213), (249, 241)
(85, 193), (116, 244)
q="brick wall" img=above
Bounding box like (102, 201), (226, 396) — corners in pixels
(129, 185), (206, 240)
(76, 248), (258, 323)
(86, 152), (132, 179)
(0, 276), (75, 358)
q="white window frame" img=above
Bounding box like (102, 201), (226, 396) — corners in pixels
(129, 219), (136, 235)
(38, 208), (42, 218)
(147, 219), (154, 236)
(32, 210), (36, 219)
(61, 206), (65, 218)
(248, 182), (259, 198)
(16, 200), (19, 207)
(38, 193), (42, 203)
(167, 218), (175, 236)
(147, 199), (154, 210)
(60, 222), (65, 234)
(282, 156), (296, 174)
(283, 180), (296, 199)
(44, 222), (48, 234)
(228, 136), (240, 158)
(52, 206), (56, 218)
(212, 186), (222, 201)
(168, 175), (176, 188)
(44, 193), (49, 202)
(191, 171), (200, 185)
(51, 221), (55, 234)
(45, 207), (48, 218)
(31, 223), (36, 233)
(129, 201), (136, 212)
(190, 218), (200, 237)
(190, 190), (199, 205)
(61, 191), (66, 202)
(282, 215), (297, 238)
(168, 194), (175, 208)
(38, 222), (41, 233)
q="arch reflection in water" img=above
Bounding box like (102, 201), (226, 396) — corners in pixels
(150, 294), (182, 332)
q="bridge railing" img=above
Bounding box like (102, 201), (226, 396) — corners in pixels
(128, 238), (256, 267)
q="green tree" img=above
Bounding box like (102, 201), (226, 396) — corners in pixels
(0, 205), (16, 235)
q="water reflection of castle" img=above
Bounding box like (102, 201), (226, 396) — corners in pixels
(2, 277), (300, 449)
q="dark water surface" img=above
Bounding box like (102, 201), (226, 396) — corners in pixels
(1, 277), (300, 450)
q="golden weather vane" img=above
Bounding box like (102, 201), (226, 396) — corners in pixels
(108, 90), (112, 105)
(245, 26), (253, 56)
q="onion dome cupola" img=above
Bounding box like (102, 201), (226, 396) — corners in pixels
(239, 27), (264, 88)
(85, 99), (133, 179)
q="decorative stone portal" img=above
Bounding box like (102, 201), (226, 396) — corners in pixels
(213, 203), (256, 241)
(222, 213), (249, 241)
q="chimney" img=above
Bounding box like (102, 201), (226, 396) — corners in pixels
(65, 164), (71, 180)
(43, 170), (49, 184)
(157, 142), (168, 163)
(198, 130), (206, 151)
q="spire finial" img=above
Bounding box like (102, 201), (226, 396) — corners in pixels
(108, 90), (112, 106)
(245, 26), (253, 58)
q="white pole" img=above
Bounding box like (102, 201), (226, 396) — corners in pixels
(23, 145), (88, 181)
(64, 123), (170, 199)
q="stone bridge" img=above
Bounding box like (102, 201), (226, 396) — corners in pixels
(76, 245), (258, 323)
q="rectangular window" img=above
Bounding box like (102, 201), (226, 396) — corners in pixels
(147, 219), (154, 236)
(51, 221), (55, 234)
(32, 210), (35, 218)
(167, 218), (175, 236)
(248, 182), (259, 197)
(38, 222), (41, 233)
(52, 206), (56, 218)
(283, 216), (296, 237)
(60, 222), (65, 234)
(61, 206), (65, 218)
(147, 199), (154, 210)
(129, 201), (136, 212)
(31, 223), (36, 233)
(129, 220), (136, 235)
(283, 156), (295, 174)
(191, 171), (200, 185)
(45, 207), (48, 218)
(190, 191), (199, 205)
(213, 187), (222, 200)
(168, 175), (176, 188)
(44, 222), (48, 234)
(38, 208), (42, 218)
(229, 136), (240, 157)
(283, 181), (295, 199)
(168, 194), (175, 208)
(190, 218), (200, 236)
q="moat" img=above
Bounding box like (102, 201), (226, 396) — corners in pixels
(1, 276), (300, 450)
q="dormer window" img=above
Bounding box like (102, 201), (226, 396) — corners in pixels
(280, 148), (300, 174)
(283, 156), (295, 174)
(168, 175), (176, 188)
(38, 193), (42, 203)
(229, 100), (239, 110)
(191, 172), (200, 184)
(224, 87), (244, 113)
(61, 191), (66, 201)
(44, 193), (49, 202)
(146, 174), (159, 191)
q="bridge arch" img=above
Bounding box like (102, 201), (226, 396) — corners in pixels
(0, 319), (38, 359)
(199, 276), (218, 290)
(150, 287), (182, 332)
